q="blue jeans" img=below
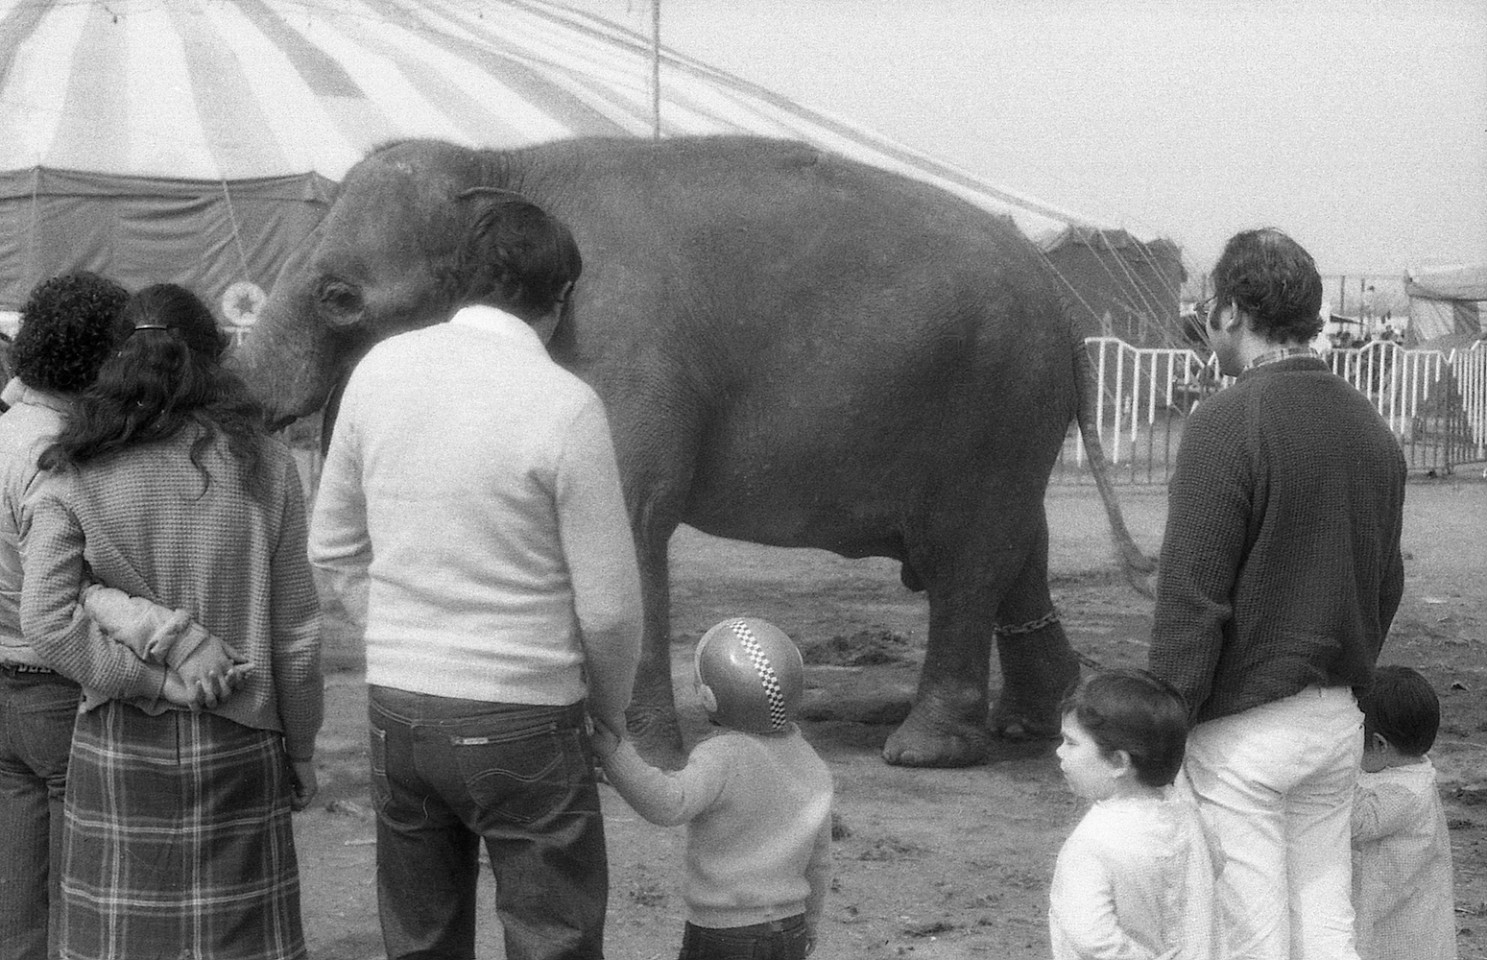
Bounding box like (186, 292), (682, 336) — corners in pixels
(677, 915), (812, 960)
(0, 666), (80, 960)
(368, 686), (607, 960)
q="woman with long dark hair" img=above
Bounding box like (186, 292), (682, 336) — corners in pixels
(20, 283), (323, 960)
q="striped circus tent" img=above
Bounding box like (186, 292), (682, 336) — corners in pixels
(0, 0), (1180, 335)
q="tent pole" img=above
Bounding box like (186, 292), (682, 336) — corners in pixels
(650, 0), (662, 139)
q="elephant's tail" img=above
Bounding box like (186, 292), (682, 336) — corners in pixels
(1072, 343), (1158, 598)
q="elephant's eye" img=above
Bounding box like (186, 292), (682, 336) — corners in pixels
(316, 278), (364, 324)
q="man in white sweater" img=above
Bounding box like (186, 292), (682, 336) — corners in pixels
(309, 195), (643, 960)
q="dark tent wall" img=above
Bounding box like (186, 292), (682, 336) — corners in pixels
(1041, 227), (1187, 347)
(0, 169), (333, 319)
(1405, 263), (1487, 348)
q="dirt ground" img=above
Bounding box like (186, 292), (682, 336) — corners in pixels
(296, 477), (1487, 960)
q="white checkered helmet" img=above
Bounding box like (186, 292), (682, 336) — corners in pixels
(694, 617), (804, 734)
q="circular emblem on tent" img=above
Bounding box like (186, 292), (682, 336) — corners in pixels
(221, 281), (267, 326)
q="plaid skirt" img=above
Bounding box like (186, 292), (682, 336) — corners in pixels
(61, 703), (306, 960)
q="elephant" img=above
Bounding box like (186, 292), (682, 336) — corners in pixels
(233, 135), (1150, 768)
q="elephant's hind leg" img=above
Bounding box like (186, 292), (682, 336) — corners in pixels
(881, 506), (1078, 767)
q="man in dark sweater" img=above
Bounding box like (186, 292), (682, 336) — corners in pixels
(1149, 228), (1406, 960)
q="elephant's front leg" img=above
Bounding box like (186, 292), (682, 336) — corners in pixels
(623, 528), (687, 769)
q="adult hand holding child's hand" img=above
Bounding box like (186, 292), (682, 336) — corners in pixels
(590, 715), (623, 760)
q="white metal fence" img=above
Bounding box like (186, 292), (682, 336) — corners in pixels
(1058, 336), (1487, 483)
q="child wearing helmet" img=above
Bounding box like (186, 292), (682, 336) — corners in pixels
(593, 617), (833, 959)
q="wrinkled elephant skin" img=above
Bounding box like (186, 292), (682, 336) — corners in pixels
(235, 136), (1145, 767)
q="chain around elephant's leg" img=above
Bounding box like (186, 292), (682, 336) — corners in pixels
(990, 612), (1081, 741)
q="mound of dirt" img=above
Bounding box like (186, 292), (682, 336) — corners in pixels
(800, 628), (917, 667)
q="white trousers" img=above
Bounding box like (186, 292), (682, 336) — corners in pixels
(1182, 686), (1363, 960)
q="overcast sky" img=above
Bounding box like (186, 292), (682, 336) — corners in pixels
(571, 0), (1485, 278)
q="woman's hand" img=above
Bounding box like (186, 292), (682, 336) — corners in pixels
(289, 759), (318, 811)
(158, 663), (251, 710)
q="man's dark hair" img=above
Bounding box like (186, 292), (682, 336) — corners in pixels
(1360, 665), (1440, 757)
(1061, 667), (1190, 788)
(12, 272), (130, 393)
(1211, 227), (1324, 344)
(457, 191), (582, 322)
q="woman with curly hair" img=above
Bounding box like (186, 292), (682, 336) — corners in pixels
(20, 283), (324, 960)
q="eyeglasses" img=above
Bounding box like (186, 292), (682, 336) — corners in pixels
(1195, 295), (1217, 319)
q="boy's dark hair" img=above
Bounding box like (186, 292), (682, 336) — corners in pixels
(1360, 665), (1440, 757)
(1211, 227), (1324, 344)
(12, 272), (130, 393)
(1061, 668), (1190, 788)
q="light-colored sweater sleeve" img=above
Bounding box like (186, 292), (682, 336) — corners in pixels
(803, 809), (833, 933)
(308, 388), (371, 641)
(600, 736), (729, 827)
(81, 583), (241, 671)
(1352, 779), (1419, 844)
(554, 398), (642, 729)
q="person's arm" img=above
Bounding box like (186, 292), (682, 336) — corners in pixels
(1147, 404), (1251, 721)
(20, 481), (164, 700)
(554, 398), (642, 735)
(81, 584), (250, 707)
(598, 732), (729, 828)
(308, 394), (371, 642)
(803, 807), (833, 947)
(1351, 779), (1418, 844)
(1378, 495), (1406, 640)
(270, 452), (324, 807)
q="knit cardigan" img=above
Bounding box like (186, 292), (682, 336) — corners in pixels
(1150, 357), (1406, 724)
(20, 427), (323, 760)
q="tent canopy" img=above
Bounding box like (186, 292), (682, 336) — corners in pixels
(1040, 227), (1186, 347)
(0, 0), (1180, 338)
(1405, 263), (1487, 347)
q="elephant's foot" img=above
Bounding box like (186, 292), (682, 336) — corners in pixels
(881, 700), (991, 768)
(988, 703), (1061, 742)
(625, 703), (686, 771)
(991, 627), (1082, 741)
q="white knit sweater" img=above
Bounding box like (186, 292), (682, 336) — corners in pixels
(309, 306), (642, 723)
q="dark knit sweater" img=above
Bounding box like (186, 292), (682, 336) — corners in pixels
(1149, 356), (1406, 724)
